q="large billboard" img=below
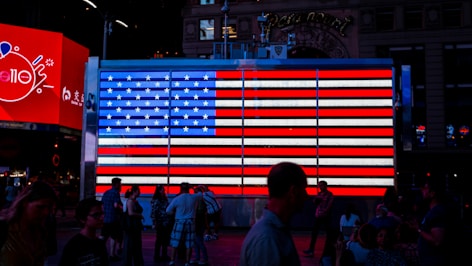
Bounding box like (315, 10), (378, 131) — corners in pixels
(93, 59), (396, 196)
(0, 23), (89, 130)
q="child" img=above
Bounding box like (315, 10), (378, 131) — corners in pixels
(59, 198), (109, 266)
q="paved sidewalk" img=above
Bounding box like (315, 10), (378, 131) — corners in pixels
(49, 209), (326, 266)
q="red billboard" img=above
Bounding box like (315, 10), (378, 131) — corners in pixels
(0, 23), (89, 130)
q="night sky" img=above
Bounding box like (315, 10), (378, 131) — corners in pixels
(0, 0), (186, 59)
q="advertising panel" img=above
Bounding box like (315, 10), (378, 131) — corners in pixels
(0, 23), (89, 130)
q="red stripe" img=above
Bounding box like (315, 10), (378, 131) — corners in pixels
(98, 147), (168, 155)
(317, 128), (393, 137)
(218, 108), (318, 117)
(318, 108), (393, 117)
(243, 89), (316, 98)
(239, 128), (318, 136)
(95, 185), (387, 197)
(318, 69), (392, 79)
(318, 147), (394, 156)
(318, 167), (394, 176)
(215, 70), (243, 79)
(243, 70), (317, 79)
(318, 89), (392, 98)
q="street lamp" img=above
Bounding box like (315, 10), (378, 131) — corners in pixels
(221, 0), (230, 59)
(82, 0), (128, 60)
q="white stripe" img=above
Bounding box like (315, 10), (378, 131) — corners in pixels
(215, 79), (392, 88)
(242, 119), (317, 126)
(318, 79), (392, 87)
(318, 119), (392, 126)
(244, 80), (317, 88)
(97, 176), (169, 184)
(98, 137), (393, 147)
(215, 99), (392, 108)
(307, 177), (394, 186)
(97, 157), (392, 166)
(169, 177), (242, 185)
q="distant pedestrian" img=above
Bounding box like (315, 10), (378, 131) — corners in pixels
(100, 177), (124, 261)
(3, 179), (18, 209)
(240, 162), (308, 266)
(166, 182), (203, 266)
(303, 180), (334, 257)
(150, 184), (172, 262)
(122, 185), (144, 266)
(0, 180), (57, 266)
(58, 198), (109, 266)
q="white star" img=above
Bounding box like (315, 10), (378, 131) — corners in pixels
(203, 100), (209, 106)
(135, 120), (140, 125)
(136, 82), (141, 87)
(107, 88), (113, 93)
(193, 107), (199, 112)
(183, 126), (189, 132)
(145, 88), (151, 93)
(155, 94), (160, 100)
(135, 107), (141, 112)
(165, 75), (170, 80)
(164, 114), (169, 119)
(194, 81), (199, 87)
(116, 120), (121, 126)
(116, 107), (122, 112)
(165, 101), (169, 106)
(184, 75), (190, 80)
(146, 75), (151, 81)
(107, 101), (113, 107)
(203, 87), (209, 93)
(126, 88), (132, 93)
(174, 94), (180, 100)
(184, 100), (189, 106)
(145, 101), (150, 106)
(203, 126), (208, 132)
(154, 107), (160, 112)
(184, 114), (189, 119)
(108, 75), (113, 81)
(126, 101), (131, 106)
(126, 114), (131, 119)
(154, 120), (160, 125)
(194, 94), (199, 100)
(184, 88), (190, 93)
(173, 120), (179, 126)
(164, 126), (169, 132)
(155, 81), (160, 87)
(145, 114), (150, 119)
(127, 75), (132, 81)
(174, 106), (180, 113)
(117, 82), (123, 87)
(106, 126), (112, 132)
(125, 126), (131, 132)
(203, 74), (209, 80)
(107, 114), (112, 119)
(144, 126), (150, 132)
(136, 94), (141, 100)
(174, 81), (180, 87)
(193, 120), (199, 125)
(117, 95), (122, 100)
(164, 88), (170, 93)
(203, 114), (208, 119)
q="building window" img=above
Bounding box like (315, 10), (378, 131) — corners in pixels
(221, 17), (237, 39)
(200, 0), (215, 5)
(200, 19), (215, 41)
(405, 6), (424, 30)
(442, 3), (462, 27)
(376, 7), (395, 31)
(444, 44), (472, 147)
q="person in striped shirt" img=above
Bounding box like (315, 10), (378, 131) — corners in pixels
(199, 185), (223, 241)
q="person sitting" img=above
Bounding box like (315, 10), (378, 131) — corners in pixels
(368, 204), (400, 232)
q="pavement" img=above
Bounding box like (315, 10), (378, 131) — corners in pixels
(48, 208), (327, 266)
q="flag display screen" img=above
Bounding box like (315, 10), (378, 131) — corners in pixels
(95, 62), (395, 196)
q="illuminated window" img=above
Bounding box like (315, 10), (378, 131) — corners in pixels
(200, 0), (215, 5)
(221, 17), (237, 39)
(200, 19), (214, 41)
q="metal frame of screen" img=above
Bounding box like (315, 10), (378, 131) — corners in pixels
(87, 58), (396, 197)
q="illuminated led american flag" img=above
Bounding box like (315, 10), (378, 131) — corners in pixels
(95, 68), (394, 196)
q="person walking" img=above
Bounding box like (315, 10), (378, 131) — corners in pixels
(122, 185), (144, 266)
(150, 184), (172, 262)
(166, 182), (203, 266)
(100, 177), (124, 261)
(303, 180), (334, 257)
(240, 162), (309, 266)
(58, 198), (109, 266)
(0, 180), (58, 266)
(191, 185), (209, 265)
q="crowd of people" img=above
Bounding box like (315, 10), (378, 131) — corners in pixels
(0, 162), (468, 266)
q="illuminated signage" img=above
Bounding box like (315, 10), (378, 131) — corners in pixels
(95, 63), (395, 197)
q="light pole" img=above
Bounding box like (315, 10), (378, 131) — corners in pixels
(83, 0), (128, 60)
(221, 0), (230, 59)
